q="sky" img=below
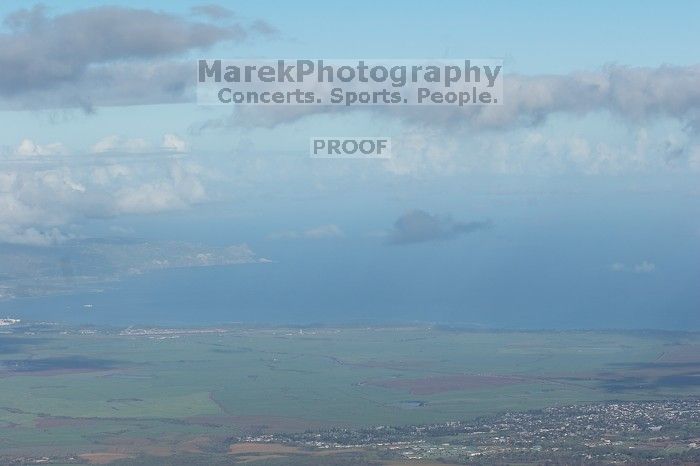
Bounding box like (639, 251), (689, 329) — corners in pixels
(0, 1), (698, 329)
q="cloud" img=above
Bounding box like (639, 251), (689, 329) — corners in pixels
(0, 168), (85, 245)
(0, 158), (207, 246)
(0, 225), (72, 247)
(249, 19), (279, 36)
(90, 136), (121, 154)
(221, 65), (700, 133)
(113, 163), (206, 214)
(0, 6), (237, 92)
(2, 2), (697, 129)
(0, 6), (270, 109)
(269, 224), (344, 240)
(634, 261), (656, 273)
(162, 134), (188, 153)
(609, 261), (656, 274)
(15, 139), (67, 157)
(375, 120), (700, 176)
(191, 4), (236, 19)
(304, 224), (344, 239)
(387, 210), (491, 245)
(89, 133), (189, 154)
(2, 5), (698, 126)
(610, 262), (626, 272)
(91, 135), (150, 154)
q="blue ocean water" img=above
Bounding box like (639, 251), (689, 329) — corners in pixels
(2, 257), (697, 330)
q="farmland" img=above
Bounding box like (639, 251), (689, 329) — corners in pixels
(1, 323), (699, 464)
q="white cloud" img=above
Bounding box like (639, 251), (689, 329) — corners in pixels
(303, 224), (344, 239)
(688, 144), (700, 171)
(609, 261), (656, 274)
(0, 136), (209, 246)
(91, 164), (131, 185)
(90, 133), (188, 154)
(15, 139), (66, 157)
(373, 117), (700, 176)
(269, 224), (344, 240)
(0, 225), (72, 247)
(90, 135), (150, 154)
(114, 162), (205, 215)
(0, 159), (207, 246)
(610, 262), (626, 272)
(114, 182), (187, 214)
(633, 261), (656, 274)
(162, 133), (187, 152)
(90, 135), (120, 153)
(383, 130), (459, 176)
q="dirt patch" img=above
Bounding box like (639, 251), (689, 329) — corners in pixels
(91, 436), (185, 457)
(229, 443), (367, 463)
(79, 453), (133, 464)
(229, 443), (302, 455)
(179, 436), (211, 454)
(382, 461), (461, 466)
(235, 454), (288, 463)
(367, 374), (522, 395)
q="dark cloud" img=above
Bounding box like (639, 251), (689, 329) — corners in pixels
(0, 5), (266, 108)
(4, 4), (698, 131)
(387, 210), (491, 245)
(221, 65), (700, 133)
(0, 60), (195, 111)
(191, 4), (236, 19)
(250, 19), (279, 36)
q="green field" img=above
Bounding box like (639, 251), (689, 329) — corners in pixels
(1, 325), (699, 462)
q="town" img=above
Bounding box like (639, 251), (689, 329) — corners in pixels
(236, 399), (700, 464)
